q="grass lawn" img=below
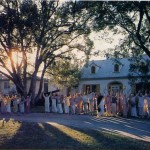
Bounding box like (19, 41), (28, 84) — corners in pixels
(0, 119), (150, 150)
(31, 106), (45, 113)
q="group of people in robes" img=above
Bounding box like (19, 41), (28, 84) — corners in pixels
(43, 92), (86, 114)
(96, 90), (150, 118)
(0, 92), (31, 113)
(43, 90), (150, 118)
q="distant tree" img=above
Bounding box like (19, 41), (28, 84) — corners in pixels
(0, 0), (92, 103)
(77, 1), (150, 58)
(128, 56), (150, 92)
(47, 57), (81, 90)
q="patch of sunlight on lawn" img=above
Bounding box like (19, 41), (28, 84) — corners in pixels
(0, 119), (21, 144)
(47, 122), (98, 145)
(100, 128), (150, 142)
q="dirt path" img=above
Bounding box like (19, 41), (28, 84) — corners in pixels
(1, 113), (150, 142)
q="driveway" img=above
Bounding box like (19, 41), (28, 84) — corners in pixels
(1, 113), (150, 142)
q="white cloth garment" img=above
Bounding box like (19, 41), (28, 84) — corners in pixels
(63, 97), (70, 113)
(19, 102), (25, 113)
(57, 104), (63, 114)
(6, 102), (11, 113)
(98, 99), (105, 116)
(82, 95), (88, 113)
(52, 98), (57, 113)
(43, 94), (50, 113)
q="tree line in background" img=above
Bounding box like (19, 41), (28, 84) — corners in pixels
(0, 0), (149, 104)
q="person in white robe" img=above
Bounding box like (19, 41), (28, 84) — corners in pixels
(6, 94), (11, 113)
(98, 95), (105, 116)
(82, 93), (88, 114)
(88, 92), (94, 112)
(13, 94), (19, 113)
(43, 93), (50, 113)
(51, 93), (57, 113)
(63, 95), (70, 114)
(57, 94), (63, 114)
(129, 93), (138, 117)
(111, 93), (117, 116)
(70, 94), (76, 114)
(122, 93), (128, 117)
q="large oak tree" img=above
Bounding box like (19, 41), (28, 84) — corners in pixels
(0, 0), (91, 103)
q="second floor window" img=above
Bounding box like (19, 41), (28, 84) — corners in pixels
(91, 66), (96, 74)
(114, 64), (119, 72)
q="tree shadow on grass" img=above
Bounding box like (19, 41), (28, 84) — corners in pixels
(0, 120), (97, 149)
(1, 118), (150, 150)
(1, 115), (150, 150)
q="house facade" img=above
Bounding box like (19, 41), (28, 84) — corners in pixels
(1, 55), (150, 96)
(78, 55), (150, 95)
(0, 75), (61, 95)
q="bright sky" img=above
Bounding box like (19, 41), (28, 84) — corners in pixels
(89, 29), (125, 60)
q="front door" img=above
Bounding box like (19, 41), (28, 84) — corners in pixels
(111, 85), (120, 92)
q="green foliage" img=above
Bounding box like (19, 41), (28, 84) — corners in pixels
(47, 58), (81, 88)
(0, 0), (92, 99)
(78, 1), (150, 58)
(128, 56), (150, 89)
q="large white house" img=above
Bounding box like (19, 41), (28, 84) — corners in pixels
(1, 55), (150, 96)
(78, 55), (150, 95)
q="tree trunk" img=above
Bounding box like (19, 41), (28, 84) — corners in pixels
(28, 62), (41, 104)
(34, 67), (46, 102)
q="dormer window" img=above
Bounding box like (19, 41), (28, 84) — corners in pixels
(114, 64), (119, 72)
(91, 66), (96, 74)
